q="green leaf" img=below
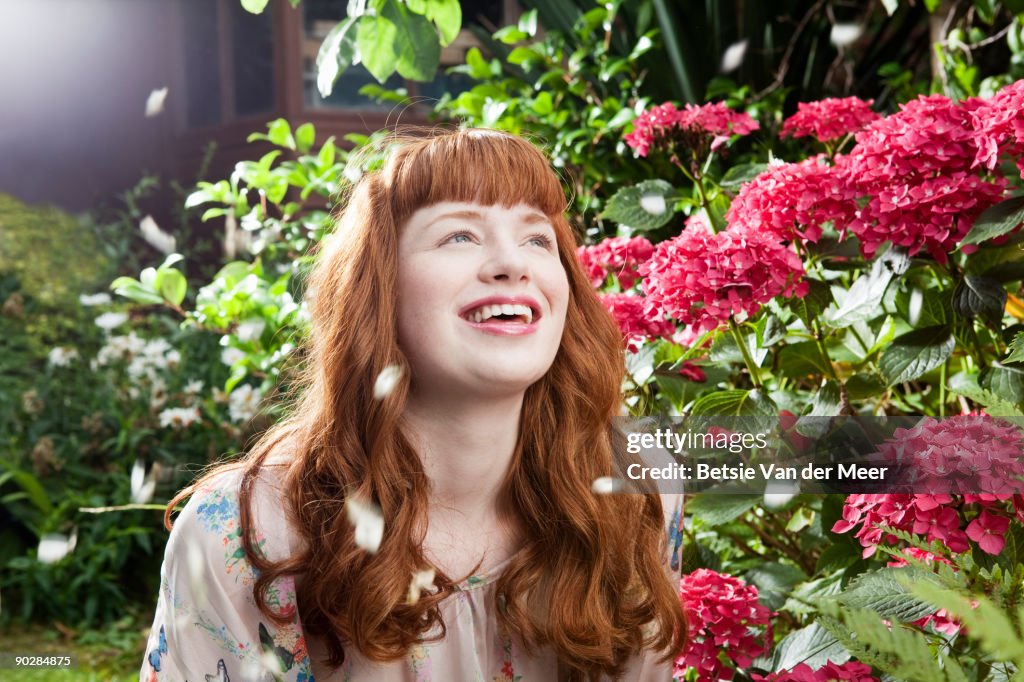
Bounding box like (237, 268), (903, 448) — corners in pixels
(908, 581), (1024, 662)
(691, 388), (776, 417)
(837, 567), (941, 622)
(317, 16), (360, 97)
(878, 325), (955, 385)
(686, 494), (760, 526)
(895, 287), (951, 328)
(240, 0), (269, 14)
(155, 268), (187, 306)
(770, 622), (848, 673)
(947, 370), (1024, 416)
(776, 342), (832, 378)
(357, 14), (399, 83)
(602, 180), (676, 230)
(952, 275), (1006, 326)
(960, 195), (1024, 247)
(265, 119), (296, 150)
(1006, 331), (1024, 363)
(790, 280), (833, 329)
(719, 163), (768, 190)
(294, 123), (315, 153)
(110, 278), (164, 305)
(826, 250), (908, 327)
(745, 563), (806, 610)
(981, 362), (1024, 405)
(383, 2), (441, 81)
(425, 0), (461, 45)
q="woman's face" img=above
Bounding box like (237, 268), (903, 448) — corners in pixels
(396, 201), (570, 402)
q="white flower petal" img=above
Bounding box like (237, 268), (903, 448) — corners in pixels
(145, 87), (168, 117)
(346, 495), (384, 554)
(139, 215), (176, 254)
(373, 365), (403, 400)
(79, 292), (112, 306)
(591, 476), (625, 495)
(830, 23), (863, 48)
(720, 39), (748, 73)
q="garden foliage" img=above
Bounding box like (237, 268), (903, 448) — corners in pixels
(7, 2), (1024, 680)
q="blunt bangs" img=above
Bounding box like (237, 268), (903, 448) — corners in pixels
(385, 129), (567, 225)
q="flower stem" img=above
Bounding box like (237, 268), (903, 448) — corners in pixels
(730, 319), (763, 389)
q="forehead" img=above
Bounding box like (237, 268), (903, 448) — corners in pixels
(402, 201), (554, 232)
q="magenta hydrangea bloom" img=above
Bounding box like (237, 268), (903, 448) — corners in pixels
(640, 226), (808, 334)
(844, 94), (1007, 262)
(752, 661), (878, 682)
(832, 494), (971, 558)
(625, 101), (759, 157)
(781, 96), (880, 143)
(576, 236), (655, 289)
(675, 569), (772, 681)
(966, 509), (1011, 555)
(971, 78), (1024, 177)
(598, 293), (677, 352)
(726, 156), (859, 243)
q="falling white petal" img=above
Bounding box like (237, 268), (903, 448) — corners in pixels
(720, 39), (748, 73)
(763, 479), (800, 510)
(830, 23), (863, 48)
(373, 365), (403, 400)
(346, 494), (384, 553)
(139, 215), (176, 254)
(130, 458), (146, 498)
(79, 292), (112, 306)
(639, 194), (667, 216)
(407, 568), (436, 604)
(145, 87), (169, 117)
(37, 533), (73, 564)
(591, 476), (625, 495)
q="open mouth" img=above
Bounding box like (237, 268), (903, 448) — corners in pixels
(462, 303), (537, 325)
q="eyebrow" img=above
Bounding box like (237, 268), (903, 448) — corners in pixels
(425, 209), (552, 230)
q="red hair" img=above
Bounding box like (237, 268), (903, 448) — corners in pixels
(168, 128), (685, 679)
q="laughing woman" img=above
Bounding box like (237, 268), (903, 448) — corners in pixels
(141, 129), (686, 681)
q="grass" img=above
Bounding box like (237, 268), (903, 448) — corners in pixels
(0, 616), (148, 681)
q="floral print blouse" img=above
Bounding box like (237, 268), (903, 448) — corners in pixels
(140, 467), (685, 681)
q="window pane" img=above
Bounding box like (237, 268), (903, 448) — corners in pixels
(231, 0), (275, 117)
(181, 0), (222, 128)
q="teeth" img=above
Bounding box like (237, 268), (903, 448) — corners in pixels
(466, 303), (534, 324)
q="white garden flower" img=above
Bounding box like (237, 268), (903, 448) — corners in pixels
(94, 312), (129, 331)
(150, 377), (169, 410)
(47, 347), (78, 367)
(228, 384), (262, 423)
(184, 379), (204, 395)
(221, 347), (247, 366)
(79, 292), (112, 306)
(158, 406), (201, 429)
(236, 318), (266, 343)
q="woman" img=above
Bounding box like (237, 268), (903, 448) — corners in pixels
(141, 128), (686, 681)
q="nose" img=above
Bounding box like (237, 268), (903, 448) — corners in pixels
(479, 238), (530, 283)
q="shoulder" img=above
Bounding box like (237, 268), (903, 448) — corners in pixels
(171, 459), (298, 565)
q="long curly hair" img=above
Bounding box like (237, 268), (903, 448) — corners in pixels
(168, 128), (686, 679)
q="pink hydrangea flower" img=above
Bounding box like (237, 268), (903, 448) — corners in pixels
(843, 94), (1007, 262)
(752, 661), (877, 682)
(675, 569), (772, 681)
(966, 509), (1011, 555)
(576, 236), (655, 289)
(598, 293), (677, 352)
(726, 156), (859, 243)
(832, 494), (970, 558)
(971, 78), (1024, 177)
(781, 97), (880, 143)
(625, 101), (759, 157)
(640, 226), (808, 334)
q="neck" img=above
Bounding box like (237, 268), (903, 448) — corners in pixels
(402, 390), (524, 518)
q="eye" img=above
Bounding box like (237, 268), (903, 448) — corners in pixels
(527, 233), (555, 249)
(441, 231), (475, 245)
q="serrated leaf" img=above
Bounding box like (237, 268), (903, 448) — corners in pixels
(837, 567), (941, 621)
(1006, 331), (1024, 363)
(878, 325), (954, 385)
(947, 371), (1024, 416)
(960, 195), (1024, 247)
(686, 494), (760, 526)
(770, 622), (848, 673)
(602, 180), (676, 230)
(826, 251), (908, 327)
(357, 15), (399, 83)
(908, 581), (1024, 661)
(790, 279), (833, 329)
(896, 287), (952, 328)
(317, 16), (360, 97)
(952, 275), (1007, 326)
(690, 388), (776, 417)
(746, 563), (806, 610)
(981, 362), (1024, 405)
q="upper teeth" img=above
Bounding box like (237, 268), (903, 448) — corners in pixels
(467, 303), (533, 324)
